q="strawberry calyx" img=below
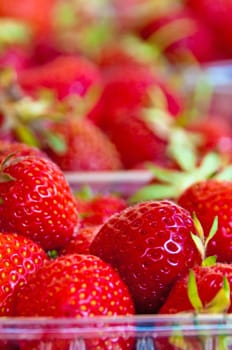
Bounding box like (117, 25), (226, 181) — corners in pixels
(191, 214), (218, 263)
(129, 151), (222, 202)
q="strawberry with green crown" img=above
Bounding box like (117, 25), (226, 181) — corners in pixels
(0, 154), (79, 250)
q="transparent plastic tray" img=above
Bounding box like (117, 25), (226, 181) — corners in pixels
(64, 170), (153, 196)
(1, 314), (232, 349)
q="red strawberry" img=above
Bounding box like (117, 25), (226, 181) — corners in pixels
(0, 232), (47, 316)
(0, 155), (79, 250)
(90, 200), (201, 314)
(40, 117), (123, 171)
(141, 8), (222, 63)
(76, 193), (128, 227)
(0, 0), (57, 38)
(160, 263), (232, 314)
(15, 253), (135, 349)
(178, 179), (232, 263)
(156, 263), (232, 349)
(60, 225), (101, 255)
(18, 55), (102, 101)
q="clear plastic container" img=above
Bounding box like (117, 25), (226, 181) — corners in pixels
(1, 314), (232, 349)
(64, 170), (153, 197)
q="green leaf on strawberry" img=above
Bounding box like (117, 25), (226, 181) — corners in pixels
(129, 152), (222, 203)
(188, 269), (203, 312)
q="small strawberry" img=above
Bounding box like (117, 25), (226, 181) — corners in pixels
(60, 225), (101, 255)
(90, 200), (201, 314)
(40, 116), (123, 171)
(15, 253), (135, 350)
(178, 179), (232, 263)
(0, 155), (79, 250)
(0, 232), (47, 316)
(76, 190), (128, 226)
(18, 55), (102, 101)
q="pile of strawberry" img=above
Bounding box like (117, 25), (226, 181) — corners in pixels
(0, 0), (232, 174)
(1, 0), (232, 348)
(0, 139), (232, 349)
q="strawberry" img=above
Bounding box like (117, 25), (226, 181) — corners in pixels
(0, 155), (79, 250)
(40, 116), (123, 171)
(0, 232), (47, 316)
(178, 179), (232, 263)
(0, 0), (57, 38)
(60, 225), (101, 255)
(18, 55), (102, 101)
(15, 253), (135, 350)
(141, 8), (222, 64)
(90, 200), (201, 314)
(76, 192), (128, 227)
(155, 263), (232, 349)
(159, 263), (232, 314)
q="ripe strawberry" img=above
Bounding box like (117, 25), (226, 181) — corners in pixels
(0, 232), (47, 316)
(159, 263), (232, 314)
(90, 200), (201, 314)
(0, 0), (57, 38)
(178, 180), (232, 263)
(76, 192), (128, 227)
(141, 8), (222, 63)
(0, 155), (79, 250)
(40, 117), (123, 171)
(15, 254), (135, 350)
(156, 263), (232, 349)
(60, 225), (101, 255)
(18, 55), (102, 101)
